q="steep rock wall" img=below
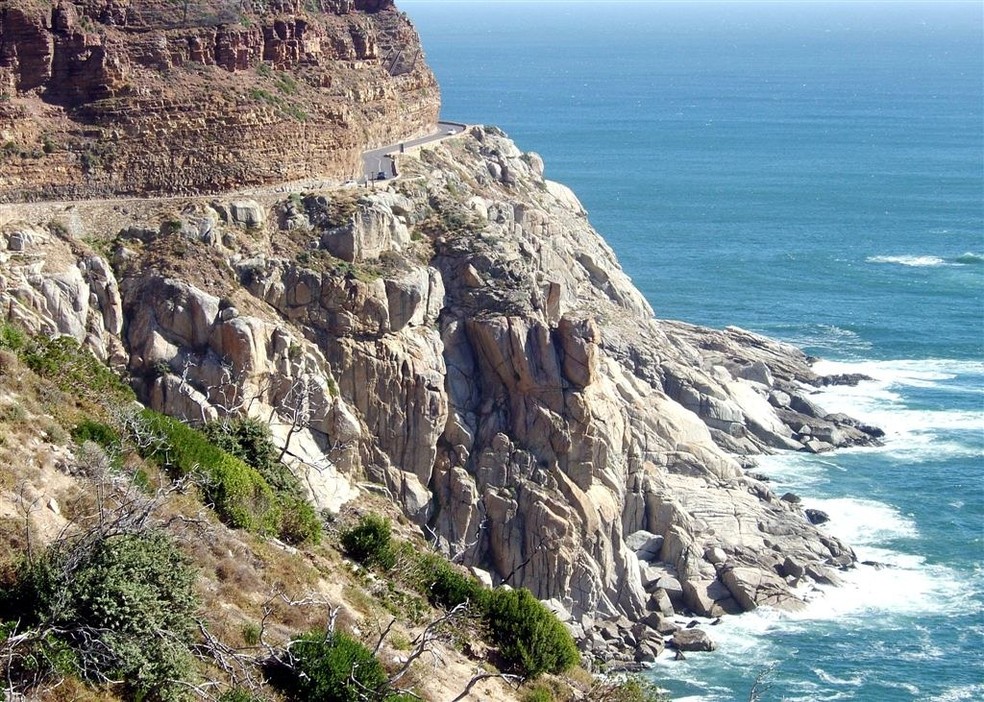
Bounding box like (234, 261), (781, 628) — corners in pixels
(0, 128), (881, 639)
(0, 0), (438, 199)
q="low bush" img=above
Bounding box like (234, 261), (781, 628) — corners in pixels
(70, 418), (119, 449)
(591, 677), (669, 702)
(139, 411), (322, 543)
(522, 686), (555, 702)
(0, 322), (26, 351)
(210, 452), (281, 533)
(285, 630), (388, 702)
(19, 334), (134, 405)
(414, 551), (487, 610)
(1, 530), (198, 701)
(340, 517), (577, 682)
(340, 514), (395, 570)
(352, 524), (578, 680)
(202, 418), (321, 545)
(241, 622), (262, 647)
(219, 689), (267, 702)
(277, 495), (322, 546)
(202, 417), (286, 489)
(484, 587), (579, 678)
(139, 410), (280, 534)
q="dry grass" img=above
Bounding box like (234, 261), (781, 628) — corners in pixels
(0, 326), (552, 701)
(43, 676), (124, 702)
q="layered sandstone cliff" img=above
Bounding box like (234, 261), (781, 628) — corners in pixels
(0, 0), (438, 200)
(0, 127), (881, 664)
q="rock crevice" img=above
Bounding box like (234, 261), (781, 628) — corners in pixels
(0, 125), (880, 656)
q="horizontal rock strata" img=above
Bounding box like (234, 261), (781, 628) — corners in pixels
(0, 0), (438, 199)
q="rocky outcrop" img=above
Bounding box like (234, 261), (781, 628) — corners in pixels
(0, 0), (438, 200)
(0, 126), (881, 653)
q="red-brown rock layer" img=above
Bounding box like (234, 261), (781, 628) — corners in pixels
(0, 0), (438, 200)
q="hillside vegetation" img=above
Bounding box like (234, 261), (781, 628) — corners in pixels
(0, 323), (659, 701)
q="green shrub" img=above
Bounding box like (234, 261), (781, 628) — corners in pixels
(597, 678), (669, 702)
(340, 514), (395, 570)
(202, 417), (284, 487)
(0, 322), (27, 351)
(386, 544), (577, 680)
(139, 410), (280, 534)
(522, 686), (555, 702)
(210, 453), (281, 532)
(70, 418), (119, 449)
(414, 551), (487, 610)
(286, 630), (388, 702)
(202, 417), (321, 545)
(277, 495), (322, 546)
(1, 530), (198, 700)
(484, 588), (579, 679)
(241, 622), (262, 647)
(19, 334), (134, 404)
(220, 689), (267, 702)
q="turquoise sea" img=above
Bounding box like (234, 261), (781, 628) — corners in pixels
(402, 1), (983, 699)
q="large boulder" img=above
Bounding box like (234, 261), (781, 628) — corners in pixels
(671, 628), (717, 652)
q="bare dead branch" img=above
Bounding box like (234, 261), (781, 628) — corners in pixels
(387, 602), (471, 687)
(748, 661), (778, 702)
(373, 617), (398, 657)
(450, 671), (524, 702)
(502, 533), (558, 586)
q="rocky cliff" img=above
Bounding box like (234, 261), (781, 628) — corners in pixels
(0, 125), (882, 665)
(0, 0), (438, 200)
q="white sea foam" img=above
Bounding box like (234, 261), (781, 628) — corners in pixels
(754, 452), (840, 489)
(804, 496), (918, 545)
(864, 253), (983, 267)
(812, 357), (984, 383)
(867, 254), (946, 267)
(884, 681), (922, 695)
(891, 625), (947, 662)
(659, 355), (980, 698)
(793, 532), (967, 622)
(954, 251), (984, 265)
(781, 692), (852, 701)
(813, 668), (864, 686)
(807, 358), (984, 457)
(747, 471), (969, 621)
(937, 684), (984, 701)
(787, 324), (873, 355)
(650, 617), (787, 702)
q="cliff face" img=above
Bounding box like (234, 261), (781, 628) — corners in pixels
(0, 0), (438, 200)
(0, 127), (881, 657)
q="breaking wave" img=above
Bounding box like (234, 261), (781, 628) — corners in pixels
(867, 253), (984, 267)
(953, 252), (983, 265)
(867, 254), (945, 267)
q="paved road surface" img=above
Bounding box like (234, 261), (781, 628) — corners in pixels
(361, 120), (466, 182)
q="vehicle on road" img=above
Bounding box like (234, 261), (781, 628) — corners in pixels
(376, 171), (386, 180)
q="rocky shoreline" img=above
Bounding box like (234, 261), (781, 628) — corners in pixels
(0, 126), (884, 675)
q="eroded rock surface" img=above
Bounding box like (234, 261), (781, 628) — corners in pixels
(0, 126), (881, 650)
(0, 0), (438, 199)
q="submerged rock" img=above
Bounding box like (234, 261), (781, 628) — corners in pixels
(671, 628), (717, 652)
(806, 508), (831, 525)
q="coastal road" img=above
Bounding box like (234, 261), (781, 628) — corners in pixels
(0, 121), (469, 221)
(361, 120), (467, 182)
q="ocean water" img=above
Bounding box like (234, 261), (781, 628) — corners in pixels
(401, 1), (983, 700)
